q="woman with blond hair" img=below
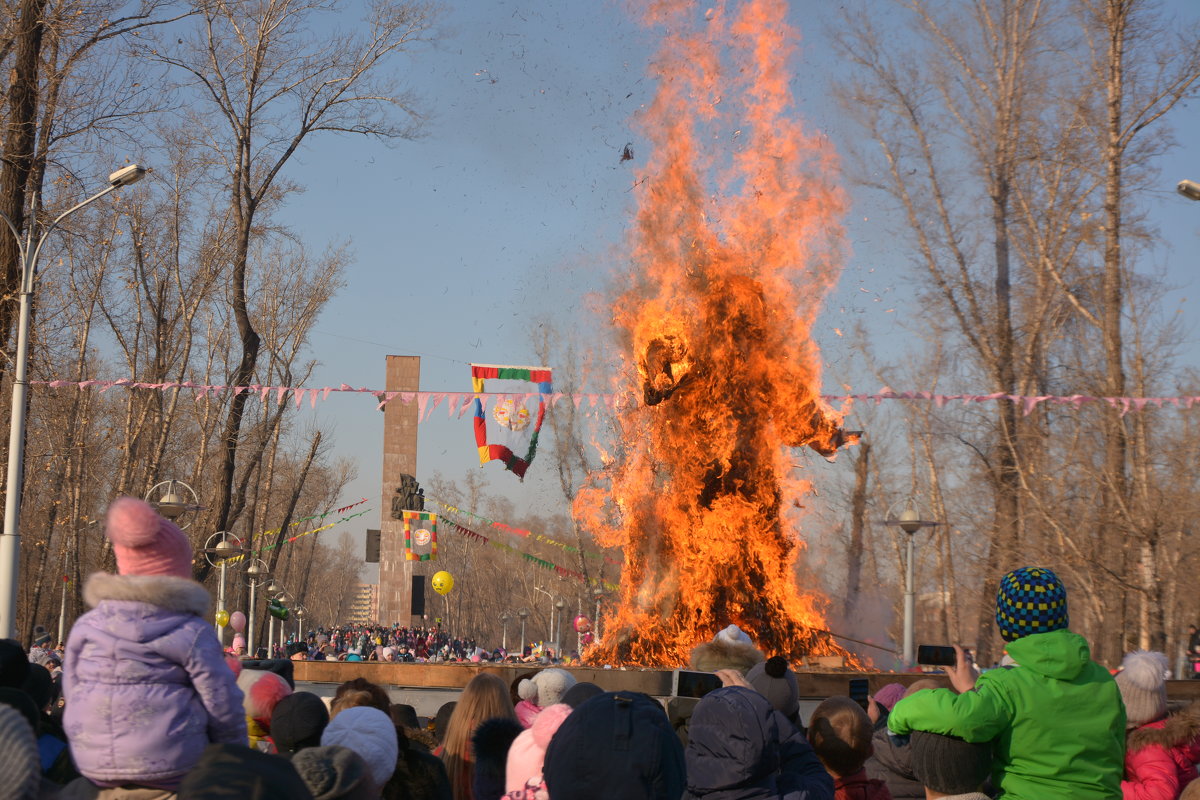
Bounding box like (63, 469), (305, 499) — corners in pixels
(438, 672), (517, 800)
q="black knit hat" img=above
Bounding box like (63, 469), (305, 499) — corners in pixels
(909, 731), (992, 794)
(271, 692), (330, 756)
(178, 743), (314, 800)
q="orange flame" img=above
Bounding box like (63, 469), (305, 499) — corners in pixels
(578, 0), (853, 667)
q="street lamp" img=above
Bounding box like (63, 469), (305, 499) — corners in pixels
(203, 532), (243, 637)
(500, 611), (512, 651)
(1178, 179), (1200, 201)
(883, 502), (941, 666)
(592, 586), (604, 643)
(294, 605), (305, 642)
(244, 559), (271, 657)
(0, 164), (147, 638)
(534, 585), (553, 642)
(554, 598), (566, 654)
(517, 607), (529, 653)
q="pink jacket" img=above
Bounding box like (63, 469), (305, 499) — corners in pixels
(1122, 706), (1200, 800)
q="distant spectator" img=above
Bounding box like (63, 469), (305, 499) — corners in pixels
(1115, 650), (1200, 799)
(439, 673), (516, 800)
(908, 731), (991, 800)
(746, 656), (802, 729)
(865, 680), (939, 799)
(504, 703), (572, 796)
(332, 678), (391, 717)
(888, 567), (1125, 799)
(177, 742), (313, 800)
(62, 497), (246, 790)
(514, 669), (575, 729)
(808, 696), (892, 800)
(321, 706), (398, 795)
(271, 692), (331, 758)
(543, 691), (686, 800)
(293, 745), (374, 800)
(472, 716), (523, 800)
(682, 682), (833, 800)
(0, 698), (41, 799)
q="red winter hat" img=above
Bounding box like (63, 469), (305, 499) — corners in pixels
(105, 496), (193, 579)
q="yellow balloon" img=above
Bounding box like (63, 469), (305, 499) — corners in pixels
(215, 609), (230, 628)
(432, 571), (454, 595)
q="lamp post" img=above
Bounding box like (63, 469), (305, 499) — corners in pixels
(265, 580), (285, 656)
(1178, 179), (1200, 201)
(517, 607), (529, 653)
(0, 164), (147, 638)
(203, 532), (242, 637)
(534, 585), (553, 643)
(145, 479), (201, 529)
(500, 611), (512, 651)
(244, 559), (271, 657)
(295, 606), (305, 643)
(883, 502), (941, 666)
(554, 598), (566, 655)
(592, 586), (604, 643)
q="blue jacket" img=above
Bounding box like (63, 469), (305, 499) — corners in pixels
(684, 687), (834, 800)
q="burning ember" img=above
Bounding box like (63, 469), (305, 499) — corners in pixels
(578, 0), (855, 666)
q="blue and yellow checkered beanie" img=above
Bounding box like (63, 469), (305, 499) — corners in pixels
(995, 567), (1069, 642)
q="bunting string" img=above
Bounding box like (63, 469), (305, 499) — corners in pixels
(28, 378), (1200, 418)
(222, 500), (372, 563)
(427, 496), (621, 590)
(428, 496), (623, 568)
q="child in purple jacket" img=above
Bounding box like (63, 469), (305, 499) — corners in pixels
(63, 497), (246, 790)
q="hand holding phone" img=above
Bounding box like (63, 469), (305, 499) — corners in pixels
(672, 669), (724, 699)
(916, 644), (957, 666)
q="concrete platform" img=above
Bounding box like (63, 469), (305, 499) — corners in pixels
(293, 661), (1200, 718)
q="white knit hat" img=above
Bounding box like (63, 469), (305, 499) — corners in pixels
(1115, 650), (1169, 728)
(320, 705), (398, 790)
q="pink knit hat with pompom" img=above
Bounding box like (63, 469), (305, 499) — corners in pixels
(505, 703), (572, 793)
(106, 496), (193, 578)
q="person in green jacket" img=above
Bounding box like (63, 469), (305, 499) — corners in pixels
(888, 566), (1126, 799)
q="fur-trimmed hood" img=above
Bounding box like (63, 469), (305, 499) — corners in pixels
(689, 635), (765, 674)
(1128, 704), (1200, 751)
(84, 571), (211, 617)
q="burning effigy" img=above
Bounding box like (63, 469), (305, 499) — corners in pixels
(576, 0), (855, 666)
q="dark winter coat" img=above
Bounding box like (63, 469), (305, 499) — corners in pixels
(682, 686), (834, 800)
(1122, 705), (1200, 800)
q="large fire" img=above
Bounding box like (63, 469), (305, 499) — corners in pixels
(578, 0), (855, 666)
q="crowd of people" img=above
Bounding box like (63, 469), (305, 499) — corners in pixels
(260, 625), (573, 666)
(1, 498), (1199, 800)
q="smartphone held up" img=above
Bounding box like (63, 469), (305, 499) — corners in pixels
(916, 644), (958, 667)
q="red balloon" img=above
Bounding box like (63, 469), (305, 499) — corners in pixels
(580, 631), (595, 646)
(573, 614), (592, 633)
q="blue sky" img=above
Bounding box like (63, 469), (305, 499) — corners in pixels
(272, 0), (1200, 562)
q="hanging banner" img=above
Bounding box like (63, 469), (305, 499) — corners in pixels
(403, 510), (438, 561)
(470, 364), (553, 479)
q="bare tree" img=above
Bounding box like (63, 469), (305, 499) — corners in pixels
(146, 0), (437, 553)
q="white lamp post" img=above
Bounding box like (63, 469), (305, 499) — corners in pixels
(203, 532), (242, 637)
(517, 607), (529, 652)
(500, 611), (512, 651)
(244, 559), (271, 657)
(0, 164), (147, 638)
(883, 502), (941, 666)
(592, 586), (604, 644)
